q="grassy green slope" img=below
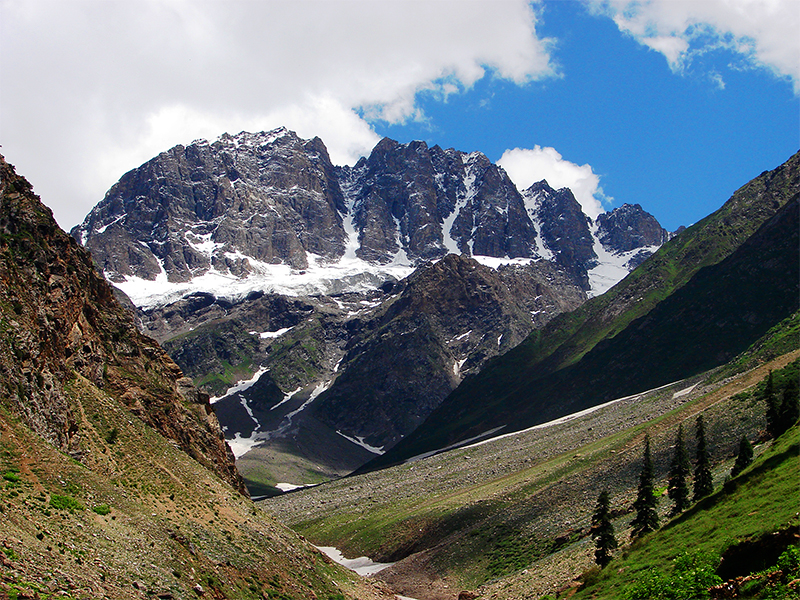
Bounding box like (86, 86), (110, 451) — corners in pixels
(528, 149), (800, 374)
(574, 424), (800, 600)
(269, 345), (798, 598)
(0, 373), (393, 600)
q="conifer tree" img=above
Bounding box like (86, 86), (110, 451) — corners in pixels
(765, 370), (779, 438)
(777, 378), (800, 436)
(730, 435), (753, 478)
(591, 490), (618, 568)
(631, 434), (659, 539)
(693, 415), (713, 501)
(667, 423), (691, 516)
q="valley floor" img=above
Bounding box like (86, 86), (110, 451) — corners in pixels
(263, 350), (799, 600)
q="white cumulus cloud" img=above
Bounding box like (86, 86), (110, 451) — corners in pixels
(588, 0), (800, 90)
(498, 146), (608, 220)
(0, 0), (555, 229)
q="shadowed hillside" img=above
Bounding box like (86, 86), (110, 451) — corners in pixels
(371, 151), (800, 469)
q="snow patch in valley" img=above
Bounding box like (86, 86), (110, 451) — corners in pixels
(270, 386), (303, 412)
(275, 482), (310, 493)
(451, 330), (472, 343)
(336, 431), (385, 455)
(273, 381), (330, 435)
(406, 378), (693, 463)
(315, 546), (394, 577)
(210, 366), (269, 404)
(673, 383), (698, 398)
(223, 381), (331, 459)
(227, 432), (263, 459)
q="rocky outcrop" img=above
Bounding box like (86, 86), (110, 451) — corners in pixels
(596, 203), (669, 253)
(342, 139), (538, 263)
(0, 154), (246, 494)
(73, 128), (348, 282)
(596, 202), (670, 269)
(523, 180), (596, 288)
(312, 254), (585, 450)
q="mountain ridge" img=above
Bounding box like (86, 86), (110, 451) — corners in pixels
(72, 128), (669, 306)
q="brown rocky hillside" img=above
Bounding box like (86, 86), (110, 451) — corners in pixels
(0, 154), (394, 600)
(0, 154), (242, 493)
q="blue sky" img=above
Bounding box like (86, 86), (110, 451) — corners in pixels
(1, 0), (798, 233)
(374, 1), (799, 231)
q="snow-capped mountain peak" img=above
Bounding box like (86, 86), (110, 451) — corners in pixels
(72, 130), (668, 307)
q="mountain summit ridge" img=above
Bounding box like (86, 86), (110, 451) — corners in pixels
(72, 128), (669, 307)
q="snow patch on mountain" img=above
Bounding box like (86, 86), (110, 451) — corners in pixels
(335, 431), (385, 455)
(210, 366), (269, 404)
(521, 186), (556, 261)
(587, 221), (660, 297)
(114, 252), (415, 309)
(258, 327), (293, 339)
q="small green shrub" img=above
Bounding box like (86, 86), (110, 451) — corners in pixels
(2, 471), (20, 483)
(104, 427), (119, 444)
(740, 545), (800, 599)
(624, 550), (722, 600)
(49, 494), (83, 512)
(777, 544), (800, 576)
(91, 504), (111, 515)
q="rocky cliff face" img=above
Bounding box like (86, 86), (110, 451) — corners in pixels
(341, 139), (538, 263)
(73, 128), (665, 304)
(311, 253), (585, 451)
(0, 154), (245, 494)
(595, 202), (669, 252)
(73, 129), (347, 282)
(596, 202), (670, 269)
(522, 180), (596, 287)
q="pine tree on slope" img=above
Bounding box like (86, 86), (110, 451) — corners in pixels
(631, 434), (659, 539)
(765, 370), (779, 438)
(591, 490), (618, 568)
(667, 423), (691, 516)
(693, 415), (713, 501)
(730, 435), (754, 478)
(777, 378), (800, 437)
